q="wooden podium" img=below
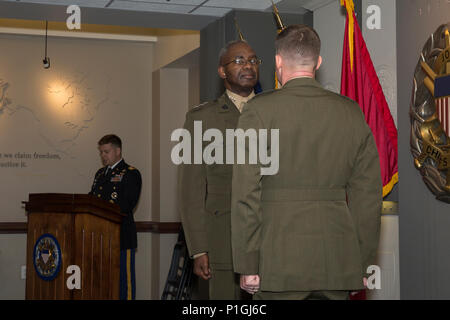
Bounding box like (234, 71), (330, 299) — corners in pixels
(24, 193), (125, 300)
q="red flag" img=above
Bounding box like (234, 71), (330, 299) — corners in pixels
(340, 0), (398, 198)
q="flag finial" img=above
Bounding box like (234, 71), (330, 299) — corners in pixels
(234, 18), (245, 41)
(271, 0), (285, 32)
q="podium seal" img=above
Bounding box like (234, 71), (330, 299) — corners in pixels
(33, 233), (62, 281)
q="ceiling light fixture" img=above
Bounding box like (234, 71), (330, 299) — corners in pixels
(43, 20), (50, 69)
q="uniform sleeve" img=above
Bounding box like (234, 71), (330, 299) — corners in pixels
(88, 183), (94, 195)
(122, 169), (142, 214)
(178, 111), (208, 257)
(231, 104), (264, 275)
(346, 117), (382, 275)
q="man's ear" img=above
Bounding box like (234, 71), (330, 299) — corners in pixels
(218, 66), (226, 79)
(315, 56), (323, 71)
(275, 54), (282, 70)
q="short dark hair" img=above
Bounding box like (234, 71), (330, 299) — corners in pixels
(98, 134), (122, 149)
(218, 40), (249, 66)
(275, 24), (321, 67)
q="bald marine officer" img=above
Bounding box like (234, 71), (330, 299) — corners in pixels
(178, 40), (261, 300)
(89, 134), (142, 300)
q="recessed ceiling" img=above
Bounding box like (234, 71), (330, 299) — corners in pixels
(0, 0), (334, 30)
(0, 0), (319, 17)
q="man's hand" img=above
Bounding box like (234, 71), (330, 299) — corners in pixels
(193, 254), (211, 280)
(350, 277), (368, 297)
(240, 275), (260, 295)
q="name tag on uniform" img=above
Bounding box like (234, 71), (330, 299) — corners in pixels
(111, 174), (123, 182)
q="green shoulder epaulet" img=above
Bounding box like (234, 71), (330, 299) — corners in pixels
(189, 101), (209, 112)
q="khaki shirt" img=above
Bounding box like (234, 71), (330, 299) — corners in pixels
(226, 90), (255, 113)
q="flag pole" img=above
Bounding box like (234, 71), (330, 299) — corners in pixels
(234, 18), (245, 41)
(341, 0), (355, 72)
(271, 0), (285, 31)
(271, 0), (285, 89)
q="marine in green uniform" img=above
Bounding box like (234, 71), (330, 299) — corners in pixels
(89, 134), (142, 300)
(178, 40), (261, 300)
(231, 25), (382, 300)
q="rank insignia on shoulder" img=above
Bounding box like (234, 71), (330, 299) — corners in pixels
(192, 102), (208, 110)
(128, 166), (135, 170)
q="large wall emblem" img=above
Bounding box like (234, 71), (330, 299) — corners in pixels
(33, 233), (62, 281)
(411, 24), (450, 203)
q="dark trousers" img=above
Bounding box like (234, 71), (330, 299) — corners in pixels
(120, 249), (136, 300)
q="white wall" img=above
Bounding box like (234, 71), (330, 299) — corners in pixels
(314, 0), (346, 93)
(0, 234), (26, 299)
(158, 68), (189, 297)
(136, 233), (153, 300)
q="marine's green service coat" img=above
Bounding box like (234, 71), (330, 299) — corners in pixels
(231, 78), (382, 292)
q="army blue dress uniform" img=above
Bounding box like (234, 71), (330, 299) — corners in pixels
(89, 159), (142, 300)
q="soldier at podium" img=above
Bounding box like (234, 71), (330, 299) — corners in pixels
(89, 134), (142, 300)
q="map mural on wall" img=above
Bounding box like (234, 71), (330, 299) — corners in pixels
(0, 79), (12, 114)
(44, 72), (112, 157)
(0, 35), (151, 221)
(0, 70), (115, 174)
(0, 67), (124, 222)
(1, 71), (112, 158)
